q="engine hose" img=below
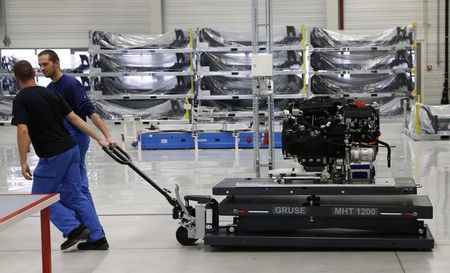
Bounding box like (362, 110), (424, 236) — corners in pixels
(377, 140), (391, 168)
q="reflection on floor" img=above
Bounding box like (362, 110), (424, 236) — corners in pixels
(0, 122), (449, 273)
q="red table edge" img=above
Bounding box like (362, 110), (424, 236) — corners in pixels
(0, 193), (60, 273)
(0, 193), (59, 226)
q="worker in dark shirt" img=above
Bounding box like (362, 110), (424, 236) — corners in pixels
(11, 60), (109, 251)
(38, 50), (116, 250)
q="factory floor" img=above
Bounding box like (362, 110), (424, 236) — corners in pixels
(0, 122), (449, 273)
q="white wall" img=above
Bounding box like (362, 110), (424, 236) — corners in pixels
(162, 0), (327, 31)
(345, 0), (422, 31)
(0, 0), (160, 48)
(421, 0), (448, 105)
(326, 0), (340, 30)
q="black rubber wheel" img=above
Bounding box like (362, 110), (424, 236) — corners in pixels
(176, 226), (197, 246)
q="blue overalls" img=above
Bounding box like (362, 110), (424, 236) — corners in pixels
(32, 145), (104, 241)
(46, 75), (104, 241)
(64, 120), (95, 207)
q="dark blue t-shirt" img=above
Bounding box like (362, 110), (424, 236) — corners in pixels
(47, 74), (95, 121)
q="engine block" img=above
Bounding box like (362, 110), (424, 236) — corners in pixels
(282, 96), (389, 182)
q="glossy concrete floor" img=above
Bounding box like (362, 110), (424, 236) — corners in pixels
(0, 122), (449, 273)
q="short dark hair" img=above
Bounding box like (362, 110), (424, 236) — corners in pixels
(38, 49), (60, 63)
(13, 60), (35, 81)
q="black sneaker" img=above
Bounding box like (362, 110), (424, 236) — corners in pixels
(77, 237), (109, 250)
(61, 225), (90, 250)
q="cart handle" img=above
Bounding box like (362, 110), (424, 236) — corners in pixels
(103, 146), (132, 165)
(103, 145), (180, 207)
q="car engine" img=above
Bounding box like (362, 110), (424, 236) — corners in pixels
(281, 96), (391, 183)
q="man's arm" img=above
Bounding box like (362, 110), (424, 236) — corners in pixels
(65, 79), (117, 147)
(66, 112), (109, 148)
(16, 124), (32, 180)
(90, 113), (117, 147)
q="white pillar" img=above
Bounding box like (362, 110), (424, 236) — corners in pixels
(149, 0), (163, 34)
(326, 0), (339, 30)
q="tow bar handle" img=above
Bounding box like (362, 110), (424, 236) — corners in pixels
(103, 146), (178, 207)
(103, 146), (132, 165)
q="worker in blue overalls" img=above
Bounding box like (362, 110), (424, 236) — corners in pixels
(12, 60), (111, 251)
(38, 50), (117, 250)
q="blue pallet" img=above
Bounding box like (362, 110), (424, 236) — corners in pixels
(140, 131), (282, 150)
(140, 132), (195, 149)
(198, 132), (236, 149)
(238, 132), (282, 149)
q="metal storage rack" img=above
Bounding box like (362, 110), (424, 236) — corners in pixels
(0, 24), (418, 128)
(194, 26), (307, 125)
(88, 29), (196, 123)
(307, 24), (417, 117)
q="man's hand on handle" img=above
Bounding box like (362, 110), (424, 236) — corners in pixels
(106, 136), (118, 148)
(98, 139), (110, 149)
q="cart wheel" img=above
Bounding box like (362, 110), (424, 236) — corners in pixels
(176, 226), (197, 246)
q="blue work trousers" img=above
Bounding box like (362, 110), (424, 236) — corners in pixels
(32, 146), (104, 241)
(64, 120), (95, 207)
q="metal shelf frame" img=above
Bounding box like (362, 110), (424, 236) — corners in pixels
(0, 24), (417, 127)
(87, 29), (196, 123)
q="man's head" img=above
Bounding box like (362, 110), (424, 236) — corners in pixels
(13, 60), (36, 88)
(38, 49), (61, 80)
